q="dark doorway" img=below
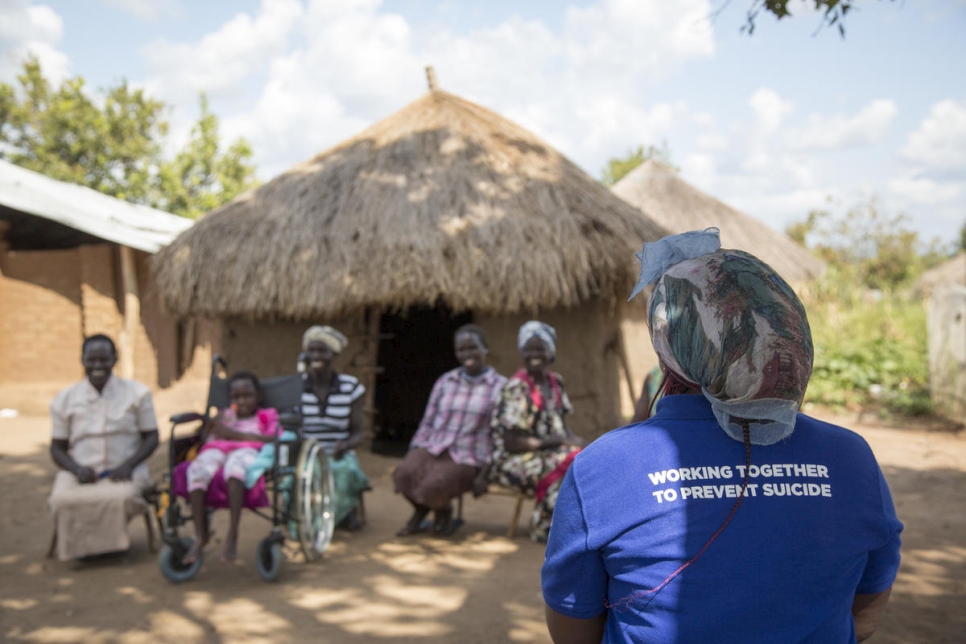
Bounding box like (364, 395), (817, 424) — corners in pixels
(372, 305), (472, 455)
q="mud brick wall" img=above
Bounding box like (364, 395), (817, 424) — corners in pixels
(0, 248), (85, 383)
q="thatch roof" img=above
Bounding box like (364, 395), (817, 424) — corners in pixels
(917, 252), (966, 296)
(611, 160), (825, 283)
(153, 89), (669, 319)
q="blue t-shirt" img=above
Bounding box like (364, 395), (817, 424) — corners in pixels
(542, 395), (902, 644)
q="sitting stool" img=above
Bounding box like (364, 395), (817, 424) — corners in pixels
(456, 485), (532, 538)
(487, 485), (532, 538)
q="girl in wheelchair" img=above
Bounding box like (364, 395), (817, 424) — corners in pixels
(183, 371), (279, 564)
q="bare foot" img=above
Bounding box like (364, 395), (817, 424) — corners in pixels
(220, 534), (238, 563)
(182, 537), (207, 565)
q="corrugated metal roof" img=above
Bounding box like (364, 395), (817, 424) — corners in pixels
(0, 159), (192, 253)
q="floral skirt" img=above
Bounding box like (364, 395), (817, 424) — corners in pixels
(490, 446), (580, 542)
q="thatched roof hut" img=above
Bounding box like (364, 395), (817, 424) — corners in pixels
(611, 160), (825, 283)
(153, 80), (670, 441)
(155, 90), (668, 320)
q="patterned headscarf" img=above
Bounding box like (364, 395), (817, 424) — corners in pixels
(517, 320), (557, 358)
(631, 228), (813, 445)
(302, 325), (348, 354)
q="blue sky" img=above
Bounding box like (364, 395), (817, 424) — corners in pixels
(2, 0), (964, 246)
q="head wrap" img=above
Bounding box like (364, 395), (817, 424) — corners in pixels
(630, 228), (813, 445)
(302, 325), (348, 354)
(518, 320), (556, 358)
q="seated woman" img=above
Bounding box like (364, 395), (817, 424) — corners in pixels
(48, 334), (159, 561)
(542, 229), (902, 643)
(182, 372), (279, 564)
(299, 325), (369, 531)
(393, 324), (507, 537)
(489, 321), (587, 543)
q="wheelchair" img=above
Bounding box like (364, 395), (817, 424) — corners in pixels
(154, 357), (335, 582)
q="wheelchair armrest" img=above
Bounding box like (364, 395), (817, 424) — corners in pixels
(170, 412), (205, 425)
(278, 412), (302, 428)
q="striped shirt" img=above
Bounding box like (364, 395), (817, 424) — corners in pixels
(299, 372), (365, 449)
(410, 367), (508, 468)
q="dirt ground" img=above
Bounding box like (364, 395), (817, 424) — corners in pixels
(0, 401), (963, 643)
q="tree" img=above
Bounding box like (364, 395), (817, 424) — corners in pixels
(0, 58), (167, 203)
(736, 0), (895, 37)
(0, 58), (256, 218)
(785, 200), (946, 290)
(600, 141), (676, 187)
(157, 95), (257, 219)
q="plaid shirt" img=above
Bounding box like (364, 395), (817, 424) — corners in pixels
(410, 367), (507, 468)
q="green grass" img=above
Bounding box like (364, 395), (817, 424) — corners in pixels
(802, 269), (933, 417)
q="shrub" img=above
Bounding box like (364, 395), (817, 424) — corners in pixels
(801, 267), (932, 416)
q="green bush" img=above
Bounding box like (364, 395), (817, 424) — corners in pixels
(802, 267), (932, 416)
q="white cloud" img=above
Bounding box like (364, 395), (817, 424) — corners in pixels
(0, 1), (70, 83)
(421, 0), (715, 170)
(785, 99), (898, 150)
(748, 88), (794, 135)
(686, 89), (964, 246)
(900, 99), (966, 176)
(562, 0), (714, 80)
(219, 0), (423, 174)
(728, 188), (842, 230)
(132, 0), (964, 246)
(694, 131), (727, 152)
(879, 100), (966, 241)
(141, 0), (304, 101)
(571, 98), (692, 164)
(141, 0), (717, 179)
(96, 0), (179, 22)
(888, 176), (962, 205)
(676, 88), (850, 235)
(885, 173), (964, 245)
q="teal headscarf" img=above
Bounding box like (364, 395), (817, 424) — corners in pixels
(631, 228), (813, 445)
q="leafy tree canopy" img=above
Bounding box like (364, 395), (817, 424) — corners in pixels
(600, 141), (676, 187)
(0, 58), (257, 218)
(786, 200), (950, 290)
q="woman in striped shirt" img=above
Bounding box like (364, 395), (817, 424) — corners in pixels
(299, 325), (369, 531)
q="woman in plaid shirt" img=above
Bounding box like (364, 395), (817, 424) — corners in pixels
(393, 324), (507, 536)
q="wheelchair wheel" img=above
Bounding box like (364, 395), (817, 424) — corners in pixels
(158, 538), (203, 583)
(255, 537), (283, 582)
(294, 440), (335, 562)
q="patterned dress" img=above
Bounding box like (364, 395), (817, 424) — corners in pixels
(489, 372), (579, 542)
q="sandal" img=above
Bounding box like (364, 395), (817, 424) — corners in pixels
(337, 510), (363, 532)
(396, 518), (429, 537)
(431, 505), (453, 536)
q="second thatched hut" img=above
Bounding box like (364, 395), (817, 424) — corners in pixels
(153, 80), (669, 443)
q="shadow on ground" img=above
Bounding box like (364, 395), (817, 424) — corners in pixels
(1, 415), (964, 643)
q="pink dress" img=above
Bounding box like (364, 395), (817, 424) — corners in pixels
(173, 408), (279, 508)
